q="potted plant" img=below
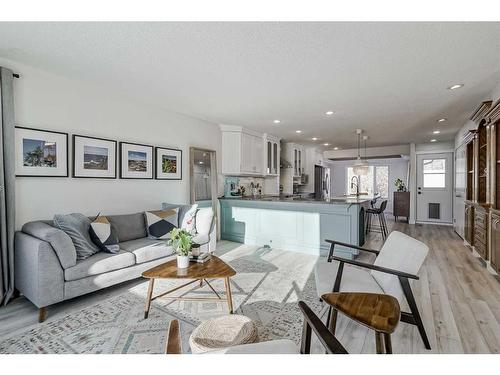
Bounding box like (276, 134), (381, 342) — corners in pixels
(394, 178), (407, 192)
(168, 228), (194, 269)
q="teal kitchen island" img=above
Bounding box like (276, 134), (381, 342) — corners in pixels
(219, 196), (371, 259)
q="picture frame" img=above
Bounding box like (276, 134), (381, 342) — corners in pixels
(119, 142), (154, 179)
(15, 126), (69, 177)
(155, 147), (182, 180)
(72, 134), (117, 178)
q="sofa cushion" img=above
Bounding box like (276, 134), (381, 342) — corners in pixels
(53, 213), (100, 260)
(145, 208), (179, 239)
(22, 221), (77, 269)
(64, 250), (136, 281)
(89, 215), (120, 254)
(162, 203), (197, 230)
(119, 237), (175, 264)
(107, 212), (147, 242)
(193, 233), (209, 245)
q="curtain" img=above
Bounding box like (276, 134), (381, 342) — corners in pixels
(0, 67), (16, 306)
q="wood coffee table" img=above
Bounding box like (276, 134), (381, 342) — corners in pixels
(142, 255), (236, 319)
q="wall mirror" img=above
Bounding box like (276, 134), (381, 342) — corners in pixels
(190, 147), (218, 219)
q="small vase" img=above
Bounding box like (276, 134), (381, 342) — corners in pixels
(177, 255), (189, 269)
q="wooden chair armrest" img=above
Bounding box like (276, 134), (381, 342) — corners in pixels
(331, 256), (419, 280)
(165, 319), (182, 354)
(298, 301), (348, 354)
(325, 239), (380, 262)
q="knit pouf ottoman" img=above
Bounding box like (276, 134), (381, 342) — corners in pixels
(189, 315), (258, 353)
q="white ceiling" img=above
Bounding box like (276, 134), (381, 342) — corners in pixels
(0, 22), (499, 148)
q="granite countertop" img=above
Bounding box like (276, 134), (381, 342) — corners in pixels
(219, 195), (374, 205)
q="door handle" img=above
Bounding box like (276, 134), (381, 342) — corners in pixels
(418, 192), (422, 194)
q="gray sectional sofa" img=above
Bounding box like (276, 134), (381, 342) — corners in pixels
(14, 206), (216, 322)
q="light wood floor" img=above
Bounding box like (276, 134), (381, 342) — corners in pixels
(1, 219), (499, 353)
(348, 218), (500, 354)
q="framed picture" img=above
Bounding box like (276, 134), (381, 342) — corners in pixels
(155, 147), (182, 180)
(73, 135), (117, 178)
(15, 126), (68, 177)
(119, 142), (154, 179)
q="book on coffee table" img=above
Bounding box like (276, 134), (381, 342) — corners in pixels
(189, 253), (211, 263)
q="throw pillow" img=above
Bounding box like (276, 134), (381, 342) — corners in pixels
(181, 204), (198, 233)
(89, 215), (120, 254)
(145, 208), (179, 239)
(53, 213), (101, 260)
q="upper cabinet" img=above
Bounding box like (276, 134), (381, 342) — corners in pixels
(220, 125), (279, 176)
(264, 133), (280, 176)
(282, 142), (304, 177)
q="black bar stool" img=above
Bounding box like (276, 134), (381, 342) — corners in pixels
(365, 200), (388, 241)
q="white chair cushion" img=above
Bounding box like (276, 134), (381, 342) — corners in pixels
(314, 261), (383, 297)
(371, 231), (428, 303)
(206, 339), (299, 354)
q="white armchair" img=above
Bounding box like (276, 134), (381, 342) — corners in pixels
(315, 231), (431, 350)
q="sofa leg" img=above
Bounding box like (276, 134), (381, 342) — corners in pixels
(38, 307), (47, 323)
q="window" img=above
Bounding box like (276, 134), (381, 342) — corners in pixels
(423, 159), (446, 188)
(347, 165), (389, 198)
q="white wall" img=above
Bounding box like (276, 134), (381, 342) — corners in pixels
(329, 157), (409, 213)
(1, 58), (222, 228)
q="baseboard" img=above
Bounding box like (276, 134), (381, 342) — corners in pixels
(415, 221), (453, 226)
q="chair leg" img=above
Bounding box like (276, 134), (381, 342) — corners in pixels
(378, 214), (386, 240)
(383, 333), (392, 354)
(375, 332), (384, 354)
(381, 213), (388, 238)
(328, 309), (338, 335)
(399, 277), (431, 350)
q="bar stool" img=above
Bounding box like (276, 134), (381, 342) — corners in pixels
(321, 292), (401, 354)
(365, 200), (388, 241)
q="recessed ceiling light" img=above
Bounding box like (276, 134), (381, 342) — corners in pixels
(273, 120), (281, 124)
(325, 111), (334, 116)
(430, 139), (437, 142)
(447, 84), (464, 90)
(437, 118), (447, 123)
(323, 143), (330, 146)
(433, 130), (441, 134)
(296, 130), (302, 134)
(333, 147), (339, 150)
(311, 137), (318, 141)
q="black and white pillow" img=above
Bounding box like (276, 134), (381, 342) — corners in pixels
(145, 208), (179, 239)
(89, 215), (120, 253)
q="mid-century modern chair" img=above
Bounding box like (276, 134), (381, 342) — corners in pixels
(165, 301), (348, 354)
(315, 231), (431, 350)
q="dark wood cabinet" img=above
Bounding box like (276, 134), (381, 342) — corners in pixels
(464, 202), (474, 245)
(491, 211), (500, 273)
(473, 205), (488, 259)
(393, 192), (410, 222)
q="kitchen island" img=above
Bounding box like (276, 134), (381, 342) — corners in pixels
(219, 196), (372, 259)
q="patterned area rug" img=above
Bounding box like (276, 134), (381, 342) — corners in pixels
(0, 244), (322, 353)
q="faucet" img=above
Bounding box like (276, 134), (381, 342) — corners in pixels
(350, 176), (360, 197)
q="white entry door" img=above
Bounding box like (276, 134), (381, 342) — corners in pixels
(416, 152), (453, 223)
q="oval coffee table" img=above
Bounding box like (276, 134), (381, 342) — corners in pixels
(142, 255), (236, 318)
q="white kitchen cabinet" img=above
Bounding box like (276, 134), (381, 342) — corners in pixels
(264, 133), (280, 176)
(220, 125), (268, 176)
(282, 142), (304, 177)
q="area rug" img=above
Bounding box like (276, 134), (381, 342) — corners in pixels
(0, 243), (323, 353)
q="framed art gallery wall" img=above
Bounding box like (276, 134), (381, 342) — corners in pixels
(3, 57), (222, 228)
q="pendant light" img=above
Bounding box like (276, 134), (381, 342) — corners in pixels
(352, 129), (369, 176)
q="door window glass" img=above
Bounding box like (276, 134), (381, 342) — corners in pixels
(423, 159), (446, 188)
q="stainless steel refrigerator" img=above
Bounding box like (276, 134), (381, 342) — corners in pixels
(314, 165), (331, 200)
